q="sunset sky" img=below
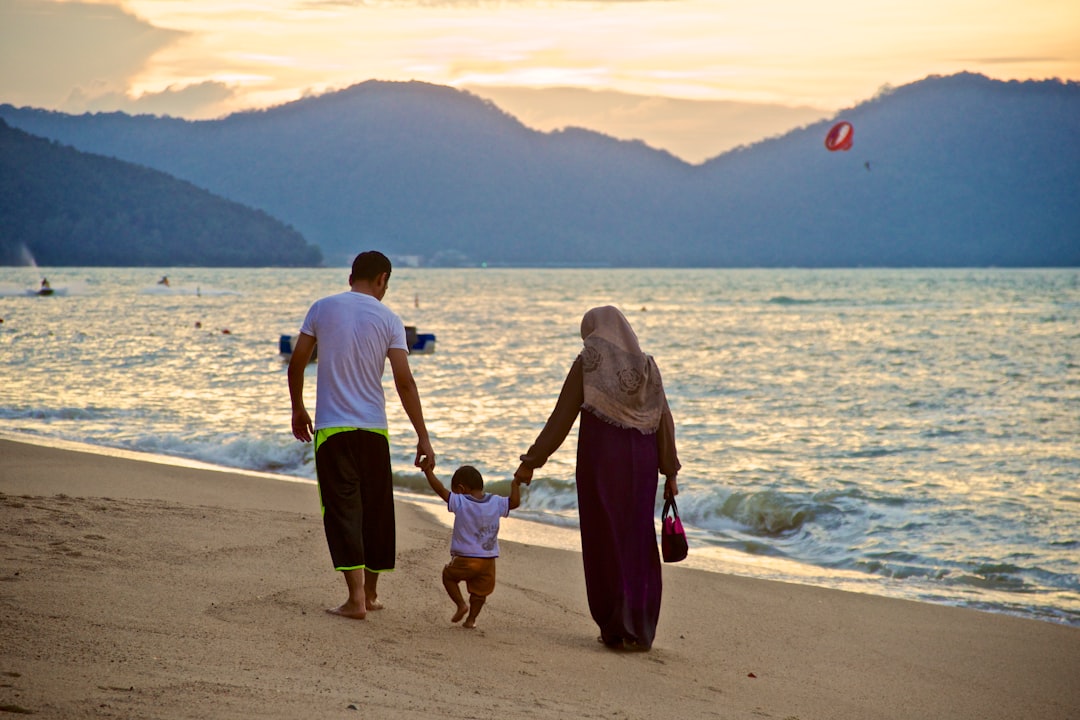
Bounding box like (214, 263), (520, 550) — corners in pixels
(2, 0), (1078, 161)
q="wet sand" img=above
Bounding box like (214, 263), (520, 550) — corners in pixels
(1, 437), (1078, 719)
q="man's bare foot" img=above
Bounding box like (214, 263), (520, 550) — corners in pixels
(326, 602), (367, 620)
(450, 604), (468, 623)
(365, 597), (384, 611)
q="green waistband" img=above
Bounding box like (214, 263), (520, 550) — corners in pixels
(315, 426), (389, 453)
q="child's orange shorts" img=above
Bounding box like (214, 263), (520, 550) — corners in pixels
(443, 556), (496, 597)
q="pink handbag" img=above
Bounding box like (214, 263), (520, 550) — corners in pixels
(661, 497), (688, 563)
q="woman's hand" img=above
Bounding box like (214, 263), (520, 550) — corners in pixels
(663, 475), (678, 501)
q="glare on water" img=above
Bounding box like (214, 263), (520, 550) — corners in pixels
(2, 266), (1078, 624)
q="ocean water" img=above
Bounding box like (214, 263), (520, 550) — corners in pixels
(2, 266), (1078, 625)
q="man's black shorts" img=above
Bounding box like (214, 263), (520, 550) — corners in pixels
(314, 429), (396, 572)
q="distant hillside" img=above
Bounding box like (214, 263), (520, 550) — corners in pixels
(1, 74), (1077, 267)
(682, 74), (1080, 267)
(464, 85), (830, 164)
(0, 120), (322, 266)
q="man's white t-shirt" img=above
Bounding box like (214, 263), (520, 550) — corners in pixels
(447, 492), (511, 558)
(299, 291), (408, 430)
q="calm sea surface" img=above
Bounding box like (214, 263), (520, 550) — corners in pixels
(2, 267), (1078, 625)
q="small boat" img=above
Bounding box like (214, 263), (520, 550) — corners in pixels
(279, 334), (316, 360)
(279, 327), (435, 358)
(405, 326), (436, 354)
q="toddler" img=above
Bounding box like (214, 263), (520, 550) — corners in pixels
(421, 460), (523, 628)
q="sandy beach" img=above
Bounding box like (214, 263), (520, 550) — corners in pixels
(1, 436), (1078, 720)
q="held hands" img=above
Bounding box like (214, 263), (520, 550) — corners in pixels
(419, 454), (449, 502)
(414, 440), (435, 470)
(513, 462), (533, 486)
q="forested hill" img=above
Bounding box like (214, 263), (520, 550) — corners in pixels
(1, 73), (1077, 267)
(0, 120), (322, 266)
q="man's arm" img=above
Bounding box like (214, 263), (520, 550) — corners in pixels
(287, 332), (317, 442)
(387, 347), (434, 467)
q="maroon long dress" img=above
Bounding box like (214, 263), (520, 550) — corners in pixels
(521, 357), (680, 650)
(577, 410), (663, 648)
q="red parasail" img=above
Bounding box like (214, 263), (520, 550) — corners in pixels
(824, 121), (854, 151)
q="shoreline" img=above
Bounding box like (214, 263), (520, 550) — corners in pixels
(6, 431), (1077, 628)
(2, 436), (1079, 719)
(3, 430), (1077, 629)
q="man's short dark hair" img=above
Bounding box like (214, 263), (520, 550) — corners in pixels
(350, 251), (392, 282)
(452, 465), (484, 492)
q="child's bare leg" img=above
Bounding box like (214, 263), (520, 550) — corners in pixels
(463, 594), (485, 629)
(442, 572), (469, 623)
(327, 568), (367, 619)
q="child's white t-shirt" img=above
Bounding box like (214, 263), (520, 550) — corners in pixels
(448, 492), (511, 558)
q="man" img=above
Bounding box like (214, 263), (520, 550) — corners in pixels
(289, 250), (435, 619)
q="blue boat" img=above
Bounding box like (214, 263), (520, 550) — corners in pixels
(405, 326), (437, 354)
(279, 325), (436, 358)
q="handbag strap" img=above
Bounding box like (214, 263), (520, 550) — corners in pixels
(663, 496), (680, 520)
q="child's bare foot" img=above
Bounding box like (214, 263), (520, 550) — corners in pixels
(450, 604), (468, 623)
(365, 596), (384, 611)
(462, 596), (484, 628)
(326, 601), (367, 620)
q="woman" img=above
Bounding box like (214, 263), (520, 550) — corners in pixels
(515, 306), (680, 651)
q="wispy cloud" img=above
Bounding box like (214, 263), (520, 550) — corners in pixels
(961, 56), (1062, 65)
(62, 80), (235, 118)
(3, 0), (1077, 156)
(0, 0), (184, 108)
(297, 0), (674, 7)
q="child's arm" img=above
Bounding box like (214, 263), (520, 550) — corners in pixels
(508, 477), (522, 511)
(422, 463), (450, 503)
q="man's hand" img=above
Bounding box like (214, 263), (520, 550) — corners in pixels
(414, 439), (434, 469)
(286, 332), (316, 443)
(291, 408), (313, 443)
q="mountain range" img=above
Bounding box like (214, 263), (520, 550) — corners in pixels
(2, 72), (1077, 267)
(0, 120), (321, 267)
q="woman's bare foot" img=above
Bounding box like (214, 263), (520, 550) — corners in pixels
(462, 617), (477, 629)
(450, 604), (468, 623)
(326, 601), (367, 620)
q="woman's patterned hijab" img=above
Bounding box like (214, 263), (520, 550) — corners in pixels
(579, 306), (666, 433)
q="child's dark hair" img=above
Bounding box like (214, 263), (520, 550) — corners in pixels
(451, 465), (484, 492)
